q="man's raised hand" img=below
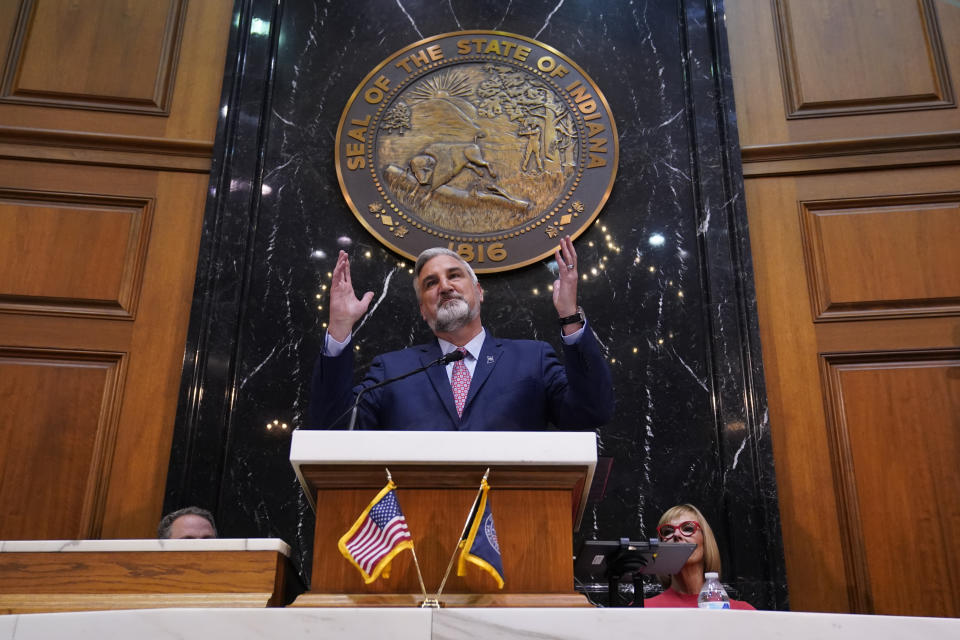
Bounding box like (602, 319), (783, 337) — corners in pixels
(327, 250), (374, 342)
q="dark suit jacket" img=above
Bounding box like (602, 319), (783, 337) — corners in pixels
(307, 326), (614, 431)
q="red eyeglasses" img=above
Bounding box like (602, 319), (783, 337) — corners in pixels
(657, 520), (701, 539)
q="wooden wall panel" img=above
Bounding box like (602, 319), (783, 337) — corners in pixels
(0, 191), (152, 318)
(0, 0), (232, 542)
(0, 349), (124, 539)
(800, 195), (960, 320)
(100, 167), (209, 538)
(0, 0), (233, 168)
(727, 0), (960, 172)
(774, 0), (953, 117)
(823, 354), (960, 617)
(2, 0), (185, 113)
(742, 173), (850, 612)
(0, 159), (211, 539)
(728, 0), (960, 615)
(742, 165), (960, 614)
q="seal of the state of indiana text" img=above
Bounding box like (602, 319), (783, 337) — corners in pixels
(336, 30), (618, 273)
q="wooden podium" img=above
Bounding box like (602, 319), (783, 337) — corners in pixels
(289, 431), (597, 607)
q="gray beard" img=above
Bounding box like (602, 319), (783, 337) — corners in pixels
(432, 298), (477, 333)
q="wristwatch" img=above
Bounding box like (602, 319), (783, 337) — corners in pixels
(558, 306), (585, 326)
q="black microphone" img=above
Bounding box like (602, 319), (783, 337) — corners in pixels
(438, 349), (466, 365)
(342, 349), (466, 430)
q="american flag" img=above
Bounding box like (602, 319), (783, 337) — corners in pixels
(338, 481), (414, 583)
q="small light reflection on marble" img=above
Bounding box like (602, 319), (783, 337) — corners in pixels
(266, 419), (288, 431)
(250, 18), (270, 36)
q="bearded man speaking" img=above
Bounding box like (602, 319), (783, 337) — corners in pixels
(307, 236), (614, 431)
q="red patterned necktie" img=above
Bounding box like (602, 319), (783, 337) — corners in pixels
(451, 347), (470, 417)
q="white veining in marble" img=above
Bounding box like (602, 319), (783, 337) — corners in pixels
(354, 267), (400, 337)
(0, 608), (430, 640)
(0, 538), (290, 556)
(432, 608), (960, 640)
(2, 607), (959, 640)
(394, 0), (424, 39)
(534, 0), (567, 39)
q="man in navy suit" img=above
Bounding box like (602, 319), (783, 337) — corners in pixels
(307, 236), (613, 431)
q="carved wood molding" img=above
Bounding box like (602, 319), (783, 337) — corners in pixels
(819, 350), (960, 614)
(771, 0), (955, 119)
(0, 0), (188, 115)
(300, 464), (587, 490)
(0, 126), (214, 171)
(0, 347), (128, 539)
(741, 130), (960, 165)
(798, 192), (960, 322)
(0, 592), (275, 614)
(0, 188), (155, 319)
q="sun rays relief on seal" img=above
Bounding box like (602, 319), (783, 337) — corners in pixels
(335, 31), (618, 273)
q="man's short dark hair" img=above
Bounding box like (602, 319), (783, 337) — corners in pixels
(157, 506), (218, 539)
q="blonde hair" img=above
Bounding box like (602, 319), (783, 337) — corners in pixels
(656, 503), (721, 587)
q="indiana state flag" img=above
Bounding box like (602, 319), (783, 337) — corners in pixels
(456, 478), (504, 589)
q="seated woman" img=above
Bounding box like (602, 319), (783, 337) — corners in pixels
(645, 503), (755, 609)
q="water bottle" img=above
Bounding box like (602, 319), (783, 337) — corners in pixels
(697, 572), (731, 609)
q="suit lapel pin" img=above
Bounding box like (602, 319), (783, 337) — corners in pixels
(487, 355), (495, 364)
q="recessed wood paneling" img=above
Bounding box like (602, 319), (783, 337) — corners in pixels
(743, 165), (960, 614)
(0, 348), (125, 540)
(0, 0), (231, 548)
(800, 194), (960, 320)
(726, 0), (960, 169)
(0, 158), (211, 539)
(773, 0), (953, 118)
(0, 190), (153, 318)
(0, 0), (232, 155)
(1, 0), (186, 113)
(821, 353), (960, 617)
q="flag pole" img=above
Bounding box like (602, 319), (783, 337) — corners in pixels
(434, 468), (490, 599)
(385, 468), (429, 604)
(410, 547), (430, 605)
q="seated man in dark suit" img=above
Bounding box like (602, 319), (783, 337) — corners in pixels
(307, 236), (613, 431)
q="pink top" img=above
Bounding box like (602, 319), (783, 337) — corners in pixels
(644, 586), (756, 610)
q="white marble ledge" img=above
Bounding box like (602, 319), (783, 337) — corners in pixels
(290, 430), (597, 467)
(2, 607), (959, 640)
(0, 538), (291, 556)
(0, 608), (430, 640)
(434, 608), (960, 640)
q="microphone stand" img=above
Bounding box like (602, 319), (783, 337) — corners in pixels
(333, 350), (466, 430)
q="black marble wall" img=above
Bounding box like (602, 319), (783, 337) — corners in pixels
(165, 0), (787, 609)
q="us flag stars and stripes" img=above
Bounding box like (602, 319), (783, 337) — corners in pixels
(338, 481), (414, 583)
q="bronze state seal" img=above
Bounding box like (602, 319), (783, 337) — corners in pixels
(336, 31), (618, 273)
